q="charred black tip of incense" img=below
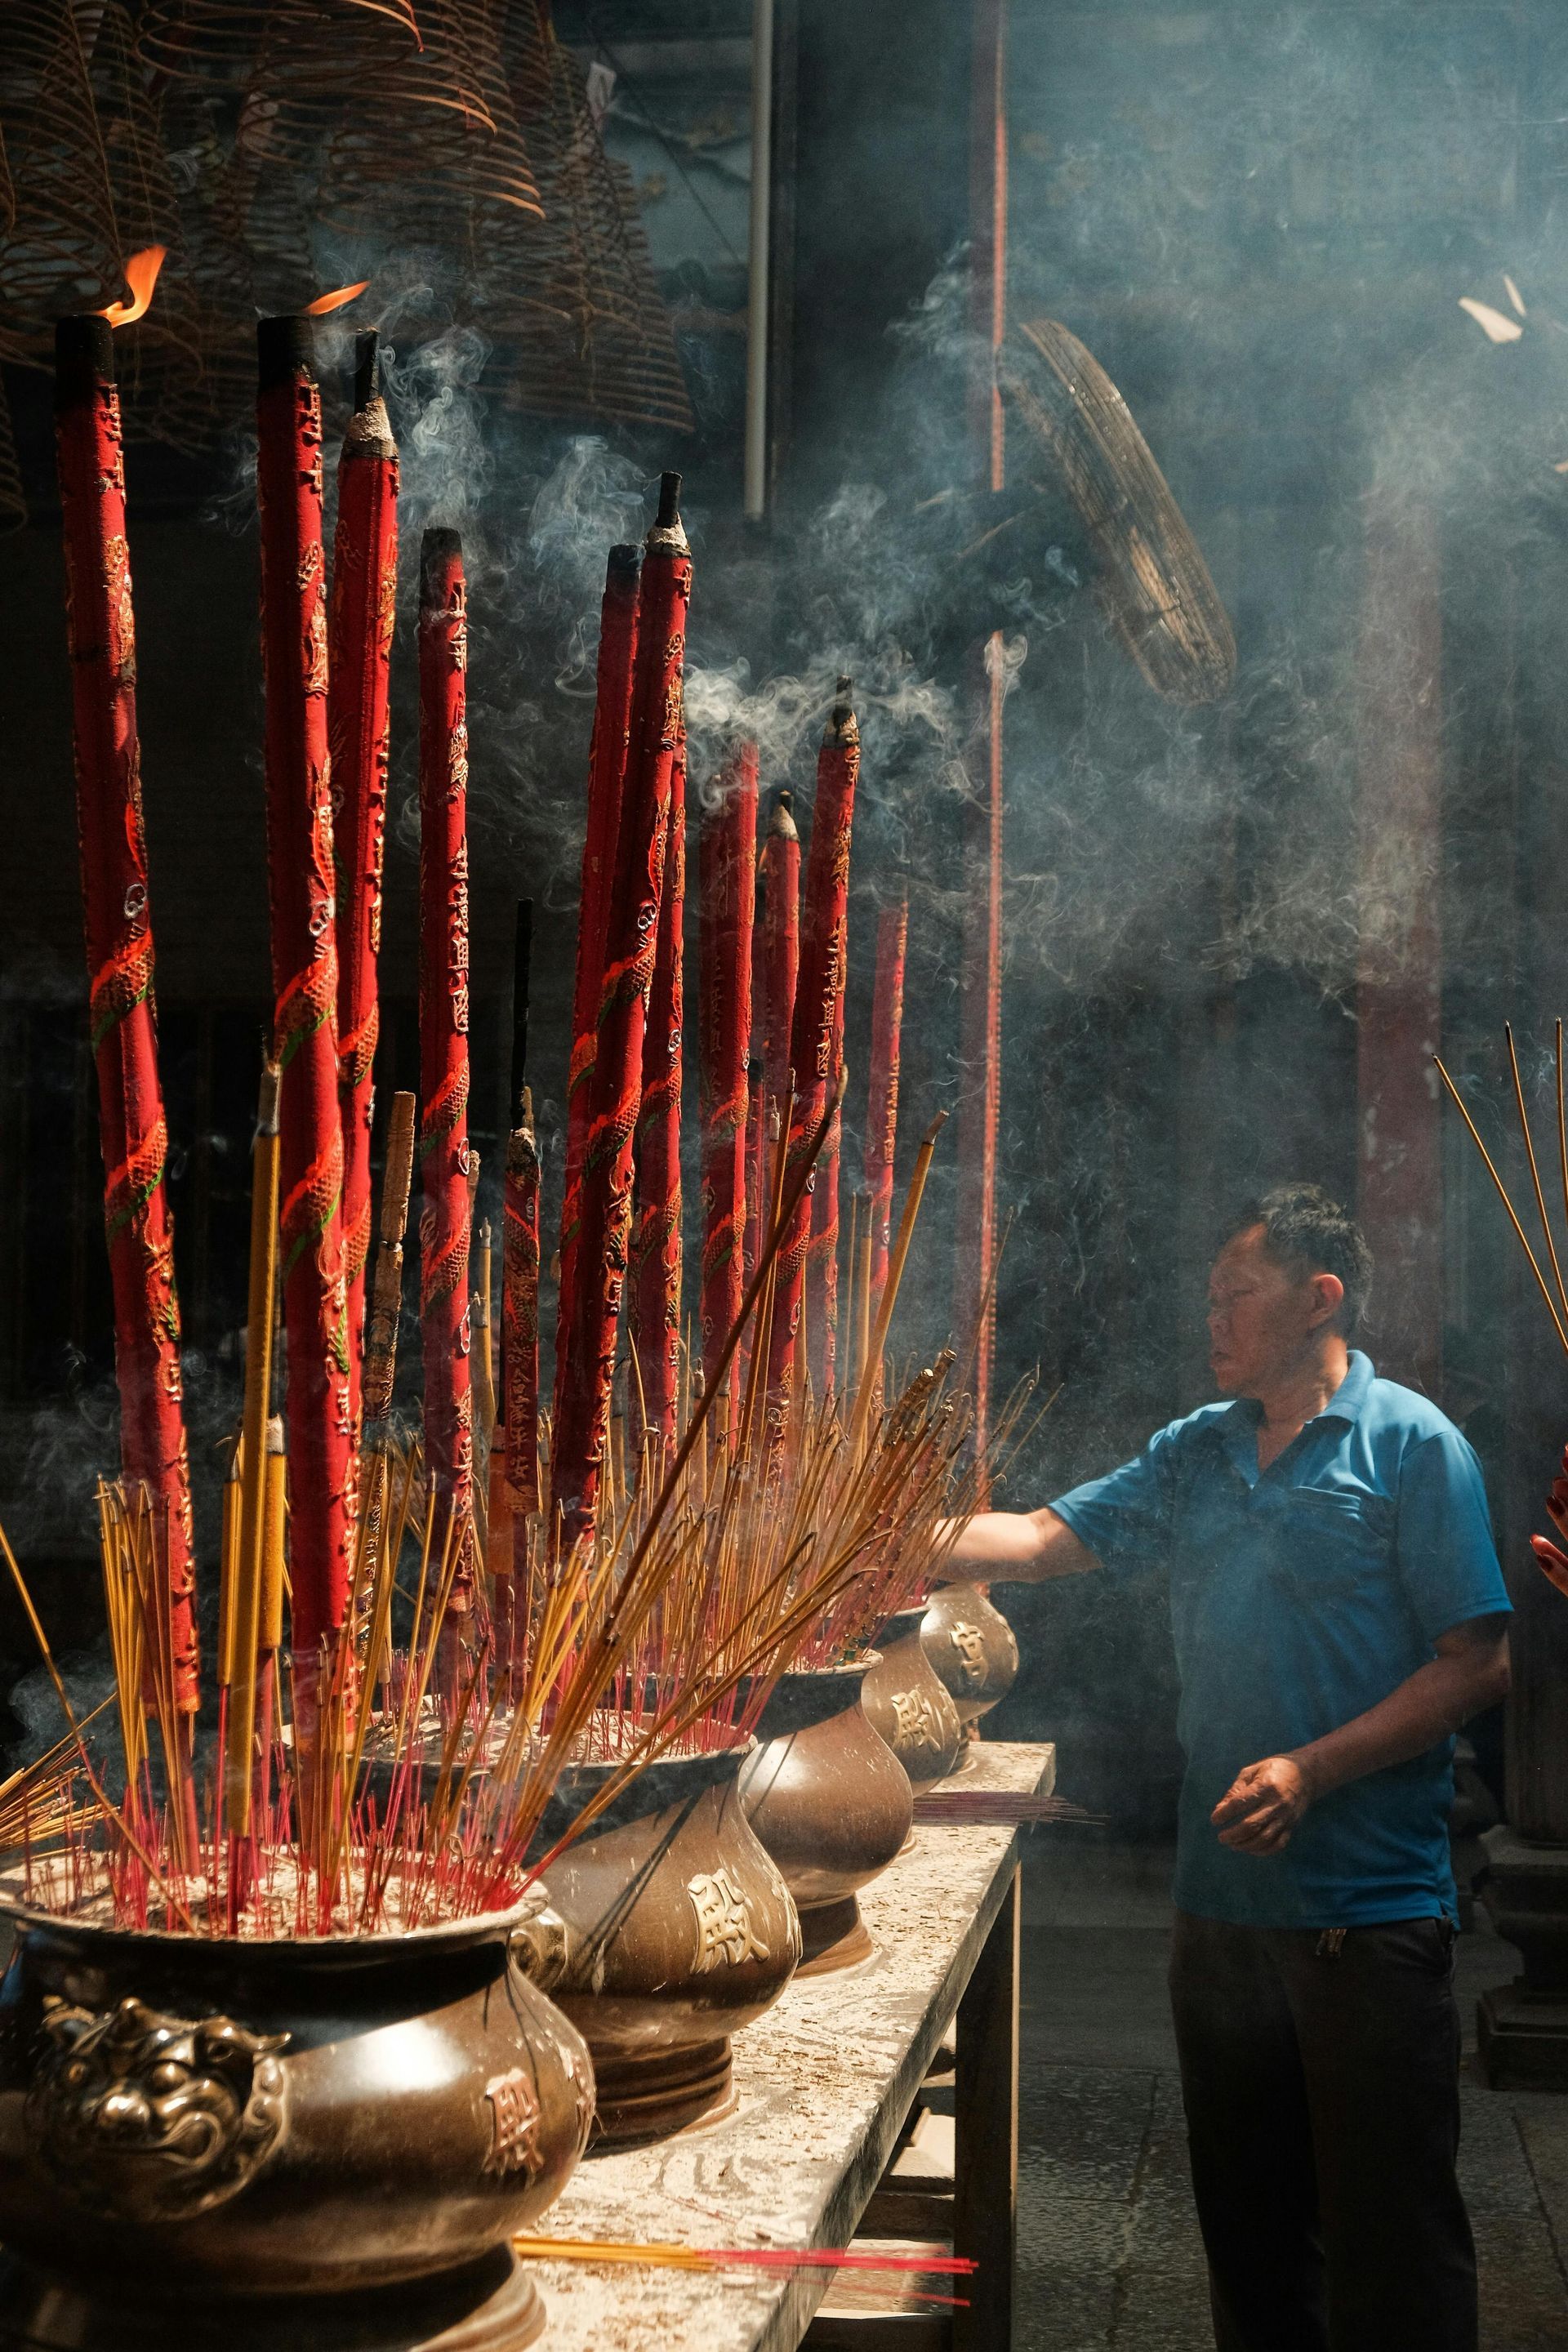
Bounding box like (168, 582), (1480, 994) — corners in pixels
(421, 526), (463, 604)
(656, 470), (682, 528)
(836, 674), (853, 698)
(353, 329), (379, 410)
(776, 787), (793, 812)
(748, 1055), (764, 1083)
(55, 315), (114, 407)
(257, 314), (315, 390)
(608, 541), (641, 586)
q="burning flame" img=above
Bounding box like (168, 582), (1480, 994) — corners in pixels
(1459, 295), (1523, 346)
(303, 281), (370, 318)
(97, 247), (166, 328)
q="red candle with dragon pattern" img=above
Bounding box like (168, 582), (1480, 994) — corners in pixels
(256, 310), (354, 1655)
(766, 684), (858, 1432)
(54, 306), (198, 1712)
(699, 741), (758, 1420)
(416, 528), (475, 1609)
(558, 542), (641, 1361)
(552, 476), (690, 1541)
(629, 737), (687, 1451)
(328, 329), (399, 1427)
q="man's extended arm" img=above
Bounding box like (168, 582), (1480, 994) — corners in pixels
(1212, 1615), (1512, 1855)
(941, 1504), (1100, 1583)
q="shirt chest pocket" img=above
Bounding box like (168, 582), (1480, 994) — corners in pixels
(1269, 1486), (1396, 1598)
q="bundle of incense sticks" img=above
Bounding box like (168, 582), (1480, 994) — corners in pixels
(909, 1790), (1098, 1827)
(416, 528), (477, 1659)
(628, 733), (687, 1452)
(329, 327), (399, 1425)
(256, 301), (359, 1670)
(768, 685), (859, 1432)
(699, 742), (759, 1420)
(1437, 1022), (1568, 1601)
(512, 2234), (976, 2300)
(552, 476), (691, 1543)
(557, 541), (640, 1378)
(53, 288), (198, 1726)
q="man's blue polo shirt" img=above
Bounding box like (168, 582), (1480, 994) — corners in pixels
(1051, 1352), (1512, 1928)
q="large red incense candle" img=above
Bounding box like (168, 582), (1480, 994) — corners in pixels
(743, 1054), (764, 1285)
(805, 978), (846, 1393)
(329, 329), (399, 1428)
(698, 740), (758, 1418)
(552, 476), (691, 1540)
(55, 315), (198, 1712)
(417, 529), (475, 1597)
(256, 313), (354, 1655)
(865, 891), (908, 1316)
(558, 543), (641, 1354)
(629, 739), (686, 1450)
(503, 1095), (541, 1517)
(760, 786), (800, 1127)
(767, 684), (858, 1428)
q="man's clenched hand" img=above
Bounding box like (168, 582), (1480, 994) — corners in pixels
(1210, 1754), (1312, 1855)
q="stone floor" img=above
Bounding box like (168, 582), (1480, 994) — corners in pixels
(1015, 1838), (1568, 2351)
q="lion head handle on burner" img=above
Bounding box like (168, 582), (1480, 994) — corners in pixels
(25, 1993), (289, 2222)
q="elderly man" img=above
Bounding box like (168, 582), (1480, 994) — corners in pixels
(947, 1183), (1511, 2352)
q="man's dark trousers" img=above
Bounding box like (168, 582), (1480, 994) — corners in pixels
(1169, 1909), (1477, 2352)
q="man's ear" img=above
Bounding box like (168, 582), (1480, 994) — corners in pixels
(1308, 1271), (1345, 1331)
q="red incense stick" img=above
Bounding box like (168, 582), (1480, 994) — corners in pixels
(767, 684), (859, 1429)
(417, 528), (475, 1618)
(865, 891), (908, 1314)
(54, 314), (198, 1713)
(698, 740), (758, 1420)
(552, 476), (691, 1542)
(629, 737), (687, 1450)
(742, 1054), (765, 1286)
(256, 312), (354, 1656)
(328, 328), (399, 1425)
(558, 543), (641, 1359)
(953, 643), (1004, 1480)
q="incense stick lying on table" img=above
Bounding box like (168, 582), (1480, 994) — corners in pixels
(512, 2235), (976, 2301)
(909, 1790), (1099, 1827)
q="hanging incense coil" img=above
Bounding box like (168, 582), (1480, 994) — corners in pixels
(0, 2), (123, 321)
(136, 0), (419, 84)
(481, 2), (692, 434)
(1000, 316), (1236, 708)
(313, 0), (540, 247)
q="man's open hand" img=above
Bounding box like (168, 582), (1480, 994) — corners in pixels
(1211, 1755), (1312, 1855)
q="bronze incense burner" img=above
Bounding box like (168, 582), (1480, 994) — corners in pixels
(921, 1583), (1020, 1724)
(528, 1744), (800, 2147)
(0, 1892), (591, 2351)
(739, 1659), (913, 1974)
(862, 1606), (964, 1781)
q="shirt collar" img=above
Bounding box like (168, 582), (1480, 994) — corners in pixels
(1218, 1348), (1374, 1441)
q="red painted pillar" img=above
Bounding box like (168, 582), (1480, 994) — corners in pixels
(1356, 486), (1444, 1395)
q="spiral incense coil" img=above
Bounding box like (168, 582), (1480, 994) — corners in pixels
(315, 0), (540, 243)
(136, 0), (419, 83)
(1000, 316), (1236, 709)
(483, 9), (691, 432)
(0, 1), (123, 319)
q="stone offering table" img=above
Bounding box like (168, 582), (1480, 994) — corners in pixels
(527, 1739), (1057, 2352)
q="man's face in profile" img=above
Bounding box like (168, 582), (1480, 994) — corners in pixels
(1206, 1225), (1330, 1397)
